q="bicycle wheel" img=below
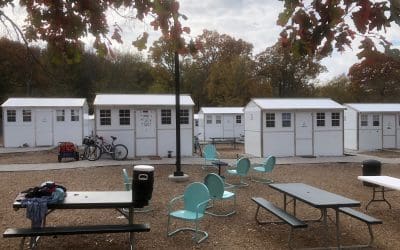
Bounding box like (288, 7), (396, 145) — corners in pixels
(85, 145), (101, 161)
(112, 144), (128, 160)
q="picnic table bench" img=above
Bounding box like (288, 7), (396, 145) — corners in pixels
(252, 197), (307, 248)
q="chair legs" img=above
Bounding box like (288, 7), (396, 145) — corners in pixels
(226, 176), (249, 187)
(251, 175), (274, 184)
(205, 197), (236, 217)
(167, 216), (208, 244)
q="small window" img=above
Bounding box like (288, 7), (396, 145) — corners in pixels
(373, 114), (380, 126)
(282, 113), (291, 127)
(331, 112), (340, 127)
(266, 113), (275, 128)
(119, 109), (130, 125)
(216, 115), (222, 124)
(316, 112), (325, 127)
(195, 119), (199, 126)
(7, 110), (16, 122)
(56, 110), (65, 122)
(71, 109), (79, 122)
(206, 115), (212, 124)
(180, 109), (189, 124)
(236, 115), (242, 124)
(23, 110), (31, 122)
(161, 109), (172, 125)
(100, 110), (111, 125)
(360, 114), (368, 126)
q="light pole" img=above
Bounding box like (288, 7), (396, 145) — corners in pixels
(169, 51), (189, 182)
(174, 51), (183, 176)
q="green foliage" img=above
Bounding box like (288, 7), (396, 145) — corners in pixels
(315, 75), (356, 103)
(0, 38), (154, 105)
(256, 42), (325, 97)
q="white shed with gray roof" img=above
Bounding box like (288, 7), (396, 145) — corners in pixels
(1, 98), (89, 147)
(344, 103), (400, 151)
(93, 94), (195, 158)
(197, 107), (244, 141)
(244, 98), (345, 157)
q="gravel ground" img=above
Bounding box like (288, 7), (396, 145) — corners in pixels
(1, 143), (399, 249)
(1, 162), (400, 250)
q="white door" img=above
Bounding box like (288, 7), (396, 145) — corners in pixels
(295, 112), (313, 156)
(135, 110), (157, 156)
(223, 115), (234, 137)
(35, 110), (53, 146)
(383, 115), (396, 148)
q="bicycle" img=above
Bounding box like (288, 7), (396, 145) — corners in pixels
(83, 135), (128, 161)
(194, 132), (202, 156)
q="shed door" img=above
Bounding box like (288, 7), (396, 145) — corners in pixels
(383, 114), (396, 148)
(135, 109), (157, 156)
(295, 112), (313, 156)
(223, 115), (234, 138)
(35, 110), (53, 146)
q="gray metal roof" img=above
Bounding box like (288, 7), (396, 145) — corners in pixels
(345, 103), (400, 112)
(251, 98), (345, 110)
(93, 94), (194, 106)
(200, 107), (244, 114)
(1, 98), (86, 107)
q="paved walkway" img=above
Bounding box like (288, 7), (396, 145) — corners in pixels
(0, 152), (398, 172)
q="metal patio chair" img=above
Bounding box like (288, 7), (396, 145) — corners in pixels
(251, 155), (276, 184)
(204, 173), (236, 217)
(202, 144), (220, 169)
(226, 157), (251, 187)
(167, 182), (210, 244)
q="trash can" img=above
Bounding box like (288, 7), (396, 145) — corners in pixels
(361, 159), (381, 187)
(132, 165), (154, 208)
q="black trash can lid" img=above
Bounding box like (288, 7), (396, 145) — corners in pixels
(134, 165), (154, 172)
(362, 159), (381, 165)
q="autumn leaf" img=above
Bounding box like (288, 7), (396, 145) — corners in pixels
(132, 32), (149, 51)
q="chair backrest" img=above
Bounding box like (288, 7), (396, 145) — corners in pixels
(236, 157), (251, 176)
(183, 182), (210, 213)
(263, 156), (276, 172)
(203, 144), (218, 160)
(204, 173), (225, 199)
(122, 168), (131, 191)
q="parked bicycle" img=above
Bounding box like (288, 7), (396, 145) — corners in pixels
(82, 135), (128, 161)
(194, 132), (202, 156)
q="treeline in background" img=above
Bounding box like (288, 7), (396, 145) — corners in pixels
(1, 29), (400, 113)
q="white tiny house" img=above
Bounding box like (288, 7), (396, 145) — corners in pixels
(197, 107), (244, 141)
(93, 94), (195, 158)
(244, 98), (345, 157)
(1, 98), (89, 147)
(344, 103), (400, 151)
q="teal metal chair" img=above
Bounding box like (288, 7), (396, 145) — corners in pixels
(204, 173), (236, 217)
(251, 156), (276, 184)
(167, 182), (211, 244)
(122, 168), (153, 213)
(202, 144), (220, 169)
(122, 168), (132, 190)
(226, 157), (251, 187)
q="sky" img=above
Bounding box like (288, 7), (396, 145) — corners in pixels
(1, 0), (400, 83)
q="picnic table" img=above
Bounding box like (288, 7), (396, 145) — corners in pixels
(357, 175), (400, 210)
(7, 191), (149, 249)
(209, 137), (240, 149)
(269, 183), (360, 249)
